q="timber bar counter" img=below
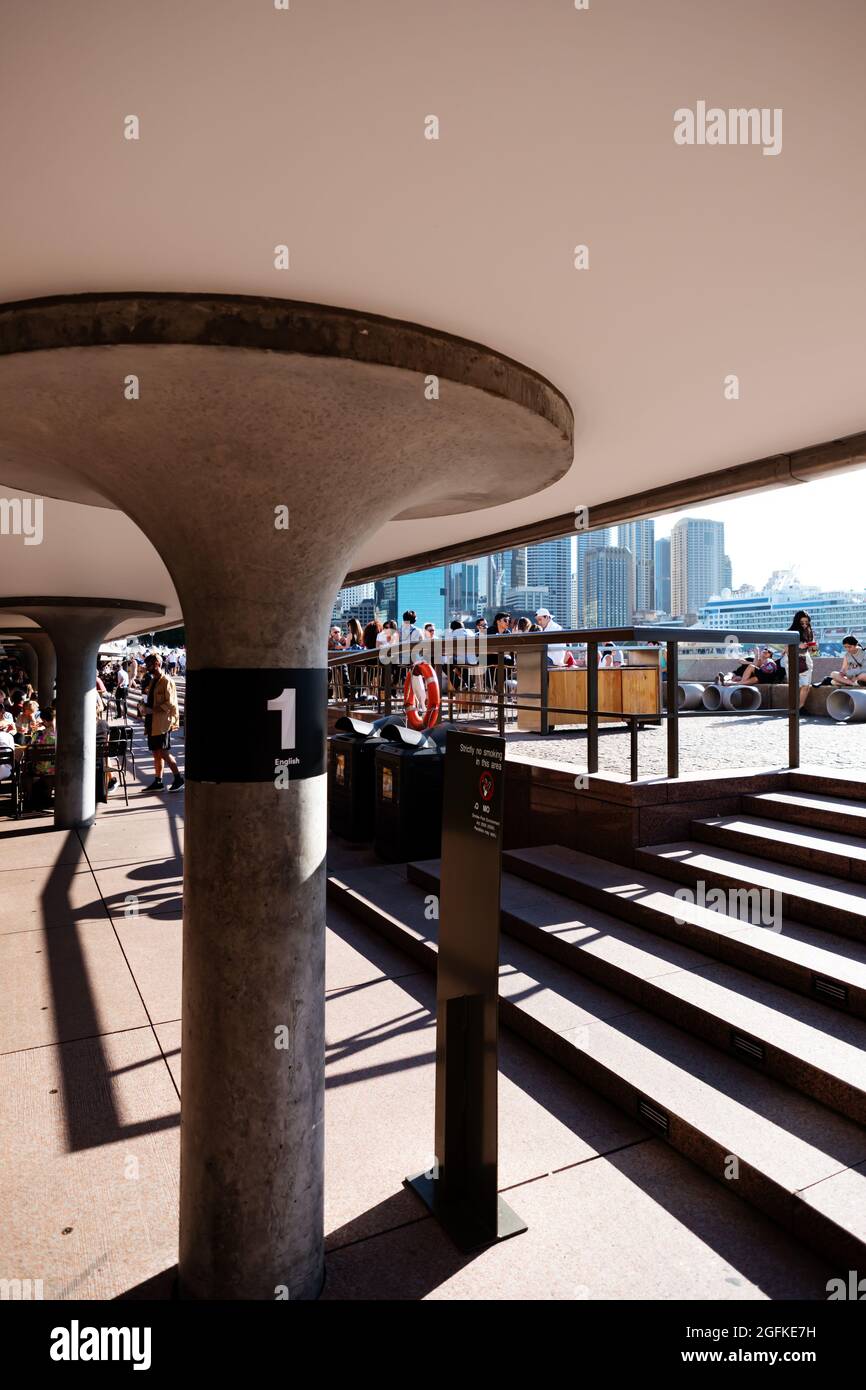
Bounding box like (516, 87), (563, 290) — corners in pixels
(516, 646), (661, 733)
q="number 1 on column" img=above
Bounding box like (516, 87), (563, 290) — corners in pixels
(267, 688), (296, 749)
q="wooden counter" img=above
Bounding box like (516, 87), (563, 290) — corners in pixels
(515, 647), (661, 732)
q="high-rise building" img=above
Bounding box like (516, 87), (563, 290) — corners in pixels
(396, 567), (447, 629)
(332, 581), (376, 626)
(722, 554), (733, 592)
(374, 577), (396, 621)
(527, 537), (573, 627)
(583, 546), (634, 627)
(505, 585), (550, 619)
(446, 561), (481, 618)
(654, 536), (671, 614)
(670, 517), (724, 617)
(619, 519), (655, 614)
(576, 528), (612, 624)
(486, 552), (510, 610)
(509, 546), (528, 589)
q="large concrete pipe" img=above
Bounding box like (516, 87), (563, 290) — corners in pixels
(702, 683), (762, 712)
(725, 685), (763, 712)
(702, 683), (725, 711)
(677, 682), (705, 710)
(827, 688), (866, 722)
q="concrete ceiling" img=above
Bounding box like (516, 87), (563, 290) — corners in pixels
(0, 489), (181, 636)
(1, 0), (865, 589)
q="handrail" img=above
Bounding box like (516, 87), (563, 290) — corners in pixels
(328, 626), (800, 662)
(327, 625), (803, 780)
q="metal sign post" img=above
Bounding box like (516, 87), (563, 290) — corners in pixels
(406, 730), (526, 1250)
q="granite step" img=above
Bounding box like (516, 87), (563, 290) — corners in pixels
(496, 843), (866, 1020)
(635, 841), (866, 946)
(786, 769), (866, 804)
(693, 814), (866, 884)
(327, 865), (866, 1267)
(408, 857), (866, 1126)
(744, 790), (866, 839)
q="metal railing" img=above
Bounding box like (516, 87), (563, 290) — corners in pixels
(328, 626), (803, 780)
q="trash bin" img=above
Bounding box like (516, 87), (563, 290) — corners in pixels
(328, 715), (392, 841)
(374, 723), (445, 862)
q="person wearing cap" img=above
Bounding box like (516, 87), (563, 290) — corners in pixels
(535, 608), (567, 666)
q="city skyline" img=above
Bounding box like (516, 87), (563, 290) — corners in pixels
(334, 470), (866, 626)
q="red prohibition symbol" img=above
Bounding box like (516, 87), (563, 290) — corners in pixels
(479, 771), (495, 802)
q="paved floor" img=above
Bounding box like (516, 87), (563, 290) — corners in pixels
(505, 714), (866, 777)
(0, 723), (839, 1300)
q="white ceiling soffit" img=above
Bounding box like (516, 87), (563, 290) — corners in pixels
(0, 490), (181, 637)
(1, 0), (865, 575)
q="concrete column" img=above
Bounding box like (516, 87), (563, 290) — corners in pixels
(24, 631), (57, 708)
(1, 601), (165, 828)
(48, 619), (104, 828)
(0, 629), (55, 705)
(179, 592), (336, 1302)
(15, 643), (38, 688)
(0, 293), (573, 1301)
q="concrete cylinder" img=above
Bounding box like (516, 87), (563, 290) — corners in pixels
(677, 682), (705, 710)
(827, 688), (866, 722)
(702, 683), (725, 712)
(725, 684), (762, 712)
(47, 619), (108, 828)
(26, 631), (57, 708)
(14, 643), (38, 688)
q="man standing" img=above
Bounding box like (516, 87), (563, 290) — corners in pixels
(142, 653), (184, 792)
(115, 661), (130, 719)
(535, 608), (567, 665)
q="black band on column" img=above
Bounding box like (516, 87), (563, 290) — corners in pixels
(184, 668), (327, 783)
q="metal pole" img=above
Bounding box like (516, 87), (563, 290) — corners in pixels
(788, 640), (800, 769)
(540, 656), (550, 736)
(666, 641), (679, 779)
(586, 641), (598, 774)
(384, 660), (393, 716)
(496, 653), (505, 737)
(629, 717), (639, 783)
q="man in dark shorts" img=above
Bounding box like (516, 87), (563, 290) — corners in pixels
(143, 653), (184, 792)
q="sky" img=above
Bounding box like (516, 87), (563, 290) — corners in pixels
(647, 468), (866, 595)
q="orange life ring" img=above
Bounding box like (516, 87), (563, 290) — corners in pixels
(403, 661), (441, 730)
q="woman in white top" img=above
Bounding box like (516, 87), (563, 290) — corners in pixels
(831, 636), (866, 687)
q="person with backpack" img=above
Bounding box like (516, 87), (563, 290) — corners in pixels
(142, 652), (183, 792)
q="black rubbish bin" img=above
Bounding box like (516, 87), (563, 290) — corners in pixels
(328, 715), (392, 841)
(373, 723), (446, 862)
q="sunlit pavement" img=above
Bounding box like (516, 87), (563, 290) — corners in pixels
(506, 714), (866, 778)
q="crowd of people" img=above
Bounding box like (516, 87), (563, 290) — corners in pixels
(0, 642), (185, 812)
(716, 610), (852, 712)
(329, 605), (866, 719)
(329, 606), (641, 686)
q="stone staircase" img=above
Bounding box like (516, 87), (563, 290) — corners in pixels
(327, 770), (866, 1268)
